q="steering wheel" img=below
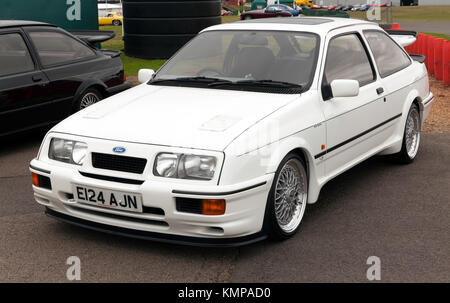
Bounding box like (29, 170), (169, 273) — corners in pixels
(196, 67), (224, 77)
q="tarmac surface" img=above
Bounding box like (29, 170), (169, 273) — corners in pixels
(398, 21), (450, 35)
(0, 130), (449, 282)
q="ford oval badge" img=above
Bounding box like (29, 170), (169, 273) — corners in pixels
(113, 147), (126, 153)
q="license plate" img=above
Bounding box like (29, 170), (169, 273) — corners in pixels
(72, 185), (143, 213)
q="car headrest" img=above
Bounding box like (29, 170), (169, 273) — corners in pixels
(238, 33), (268, 46)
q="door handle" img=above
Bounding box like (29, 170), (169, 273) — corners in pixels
(32, 75), (42, 82)
(376, 87), (384, 95)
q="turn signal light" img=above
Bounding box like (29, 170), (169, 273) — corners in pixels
(202, 199), (226, 215)
(32, 172), (39, 187)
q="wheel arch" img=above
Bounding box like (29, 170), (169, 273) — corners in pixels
(412, 96), (423, 120)
(400, 89), (422, 128)
(263, 137), (321, 204)
(74, 79), (108, 102)
(290, 147), (310, 178)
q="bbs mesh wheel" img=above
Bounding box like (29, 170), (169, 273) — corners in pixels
(264, 153), (308, 240)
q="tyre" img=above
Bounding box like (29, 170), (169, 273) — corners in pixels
(244, 15), (253, 20)
(73, 88), (102, 112)
(124, 34), (196, 59)
(264, 153), (308, 240)
(123, 1), (221, 18)
(123, 16), (222, 35)
(112, 19), (121, 26)
(394, 103), (421, 164)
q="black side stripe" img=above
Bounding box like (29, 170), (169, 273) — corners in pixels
(172, 181), (267, 196)
(314, 113), (402, 159)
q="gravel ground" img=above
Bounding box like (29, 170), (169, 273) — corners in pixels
(423, 77), (450, 133)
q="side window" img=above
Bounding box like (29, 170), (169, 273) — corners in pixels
(364, 30), (411, 78)
(0, 33), (34, 77)
(28, 31), (95, 67)
(322, 33), (375, 97)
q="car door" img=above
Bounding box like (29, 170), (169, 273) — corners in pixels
(0, 29), (50, 136)
(319, 31), (392, 177)
(25, 27), (99, 116)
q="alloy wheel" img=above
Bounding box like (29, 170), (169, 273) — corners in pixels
(405, 107), (420, 159)
(274, 159), (308, 233)
(80, 92), (100, 109)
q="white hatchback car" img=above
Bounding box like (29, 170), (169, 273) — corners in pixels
(30, 18), (433, 246)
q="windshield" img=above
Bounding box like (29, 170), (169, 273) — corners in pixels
(153, 30), (320, 92)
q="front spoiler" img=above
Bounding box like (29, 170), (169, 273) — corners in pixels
(45, 207), (267, 248)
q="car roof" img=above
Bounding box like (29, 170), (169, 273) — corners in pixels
(202, 17), (378, 36)
(0, 20), (56, 29)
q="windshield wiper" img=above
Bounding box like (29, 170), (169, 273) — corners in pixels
(150, 76), (232, 85)
(235, 79), (303, 88)
(150, 77), (303, 92)
(209, 79), (303, 89)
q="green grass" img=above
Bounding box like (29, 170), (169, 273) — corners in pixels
(222, 15), (241, 23)
(100, 25), (166, 76)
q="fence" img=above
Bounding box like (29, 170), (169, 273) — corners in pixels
(392, 23), (450, 86)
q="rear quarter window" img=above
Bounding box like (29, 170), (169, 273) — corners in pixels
(29, 30), (95, 67)
(363, 30), (411, 78)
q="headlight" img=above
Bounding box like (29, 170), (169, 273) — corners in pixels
(48, 138), (88, 165)
(154, 153), (216, 180)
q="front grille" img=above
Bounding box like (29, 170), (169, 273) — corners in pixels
(79, 171), (144, 185)
(176, 198), (202, 214)
(91, 152), (147, 174)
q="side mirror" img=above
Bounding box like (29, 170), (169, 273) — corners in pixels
(330, 79), (359, 98)
(138, 69), (155, 84)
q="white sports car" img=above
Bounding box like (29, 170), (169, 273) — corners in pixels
(30, 18), (433, 246)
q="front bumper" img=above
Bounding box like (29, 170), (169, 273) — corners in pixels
(30, 156), (273, 246)
(45, 207), (267, 247)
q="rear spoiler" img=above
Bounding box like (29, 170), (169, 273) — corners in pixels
(68, 30), (115, 46)
(409, 54), (426, 63)
(385, 29), (417, 47)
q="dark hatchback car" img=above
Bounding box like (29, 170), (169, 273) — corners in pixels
(0, 20), (131, 137)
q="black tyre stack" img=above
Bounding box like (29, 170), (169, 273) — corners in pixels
(123, 0), (222, 59)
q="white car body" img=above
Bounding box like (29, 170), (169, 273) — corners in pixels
(30, 18), (433, 246)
